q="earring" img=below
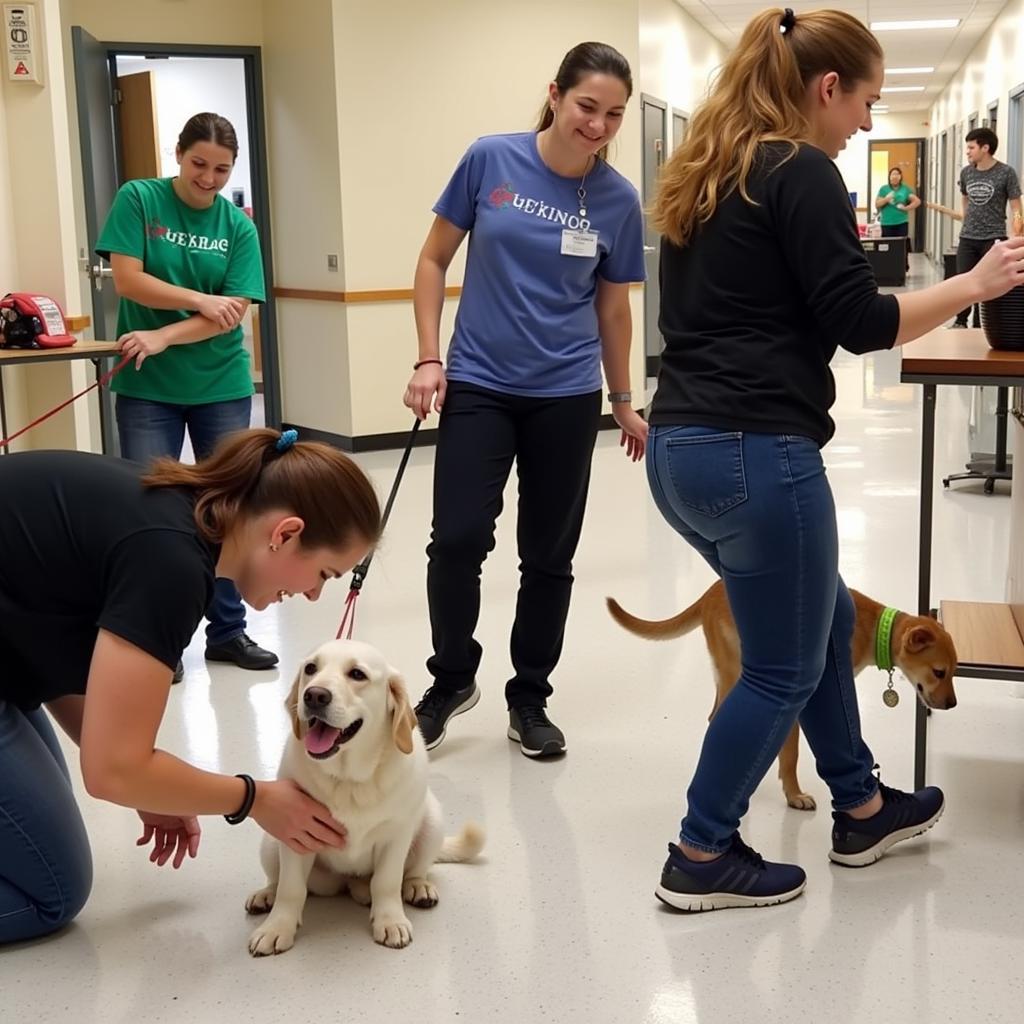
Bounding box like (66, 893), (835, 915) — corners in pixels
(269, 543), (279, 553)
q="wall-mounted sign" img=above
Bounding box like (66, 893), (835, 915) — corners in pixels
(5, 4), (41, 84)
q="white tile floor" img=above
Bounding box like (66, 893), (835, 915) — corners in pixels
(5, 256), (1024, 1023)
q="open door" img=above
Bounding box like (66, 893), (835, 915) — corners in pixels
(71, 25), (119, 453)
(641, 95), (667, 380)
(116, 72), (161, 180)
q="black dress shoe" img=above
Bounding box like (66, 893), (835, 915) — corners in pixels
(205, 633), (278, 670)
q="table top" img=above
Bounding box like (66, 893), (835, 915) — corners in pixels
(901, 327), (1024, 380)
(0, 340), (119, 364)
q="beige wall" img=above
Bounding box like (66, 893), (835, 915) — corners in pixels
(310, 0), (646, 440)
(638, 0), (723, 118)
(2, 0), (91, 452)
(261, 0), (350, 435)
(63, 0), (262, 46)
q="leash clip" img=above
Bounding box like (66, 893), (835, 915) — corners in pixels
(348, 562), (369, 592)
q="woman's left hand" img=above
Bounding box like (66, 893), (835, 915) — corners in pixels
(613, 405), (648, 462)
(118, 330), (169, 370)
(136, 810), (201, 868)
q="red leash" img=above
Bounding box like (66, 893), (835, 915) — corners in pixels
(335, 417), (421, 639)
(0, 352), (131, 449)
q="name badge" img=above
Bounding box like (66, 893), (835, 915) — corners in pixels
(561, 229), (598, 258)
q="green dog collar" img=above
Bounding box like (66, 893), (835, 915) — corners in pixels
(876, 606), (898, 673)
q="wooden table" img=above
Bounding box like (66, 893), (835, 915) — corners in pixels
(0, 340), (121, 454)
(901, 327), (1024, 787)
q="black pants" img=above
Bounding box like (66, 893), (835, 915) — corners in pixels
(956, 236), (1004, 325)
(880, 222), (910, 270)
(426, 381), (601, 708)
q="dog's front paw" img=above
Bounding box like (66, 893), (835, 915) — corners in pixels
(402, 877), (438, 908)
(372, 914), (413, 949)
(248, 916), (298, 957)
(245, 886), (276, 915)
(787, 792), (817, 811)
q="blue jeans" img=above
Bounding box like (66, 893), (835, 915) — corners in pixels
(0, 700), (92, 943)
(646, 426), (878, 853)
(116, 395), (252, 645)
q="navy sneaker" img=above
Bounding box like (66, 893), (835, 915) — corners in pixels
(414, 683), (480, 751)
(655, 834), (806, 912)
(829, 782), (944, 867)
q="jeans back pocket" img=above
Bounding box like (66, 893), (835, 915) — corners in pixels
(665, 431), (748, 518)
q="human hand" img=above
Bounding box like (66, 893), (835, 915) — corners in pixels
(612, 404), (648, 462)
(118, 329), (170, 369)
(403, 363), (447, 420)
(137, 811), (201, 868)
(970, 236), (1024, 301)
(250, 778), (347, 855)
(194, 294), (247, 331)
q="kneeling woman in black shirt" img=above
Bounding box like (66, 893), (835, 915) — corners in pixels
(0, 428), (380, 943)
(646, 7), (1024, 912)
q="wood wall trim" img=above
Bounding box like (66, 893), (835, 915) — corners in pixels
(66, 314), (91, 332)
(273, 286), (462, 303)
(273, 282), (644, 304)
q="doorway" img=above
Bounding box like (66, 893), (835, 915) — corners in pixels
(868, 137), (925, 256)
(1008, 84), (1024, 192)
(671, 108), (689, 153)
(71, 29), (281, 450)
(641, 94), (666, 380)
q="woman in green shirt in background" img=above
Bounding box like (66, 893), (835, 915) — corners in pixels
(875, 166), (921, 271)
(96, 112), (277, 675)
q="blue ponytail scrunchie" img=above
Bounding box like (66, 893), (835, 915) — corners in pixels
(275, 428), (298, 453)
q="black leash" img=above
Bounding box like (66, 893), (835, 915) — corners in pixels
(337, 418), (421, 638)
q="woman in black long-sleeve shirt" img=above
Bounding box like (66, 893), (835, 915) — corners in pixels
(645, 7), (1024, 913)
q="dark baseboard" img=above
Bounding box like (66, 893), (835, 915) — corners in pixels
(283, 412), (640, 453)
(282, 421), (437, 453)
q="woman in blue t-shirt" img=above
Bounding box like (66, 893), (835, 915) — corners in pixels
(402, 42), (647, 759)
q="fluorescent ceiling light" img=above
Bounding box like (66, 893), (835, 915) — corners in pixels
(871, 19), (960, 30)
(873, 106), (890, 113)
(881, 86), (927, 93)
(885, 67), (935, 75)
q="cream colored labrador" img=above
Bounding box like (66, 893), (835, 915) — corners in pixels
(245, 639), (484, 955)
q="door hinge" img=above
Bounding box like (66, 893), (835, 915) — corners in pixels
(112, 87), (122, 105)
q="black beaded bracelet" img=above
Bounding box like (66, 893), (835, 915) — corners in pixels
(413, 358), (443, 370)
(224, 773), (256, 825)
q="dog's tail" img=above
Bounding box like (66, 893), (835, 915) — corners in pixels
(438, 822), (485, 863)
(605, 594), (704, 640)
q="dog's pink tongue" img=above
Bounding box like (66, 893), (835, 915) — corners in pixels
(305, 721), (343, 755)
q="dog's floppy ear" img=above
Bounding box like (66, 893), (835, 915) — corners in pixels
(285, 669), (303, 741)
(905, 625), (936, 653)
(387, 672), (417, 755)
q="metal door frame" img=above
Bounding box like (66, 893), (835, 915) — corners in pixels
(640, 94), (667, 378)
(79, 38), (282, 429)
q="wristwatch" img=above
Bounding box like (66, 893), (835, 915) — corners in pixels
(607, 391), (632, 404)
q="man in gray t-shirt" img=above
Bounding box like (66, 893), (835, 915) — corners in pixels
(954, 127), (1024, 327)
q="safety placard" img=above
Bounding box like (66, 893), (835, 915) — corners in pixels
(5, 4), (41, 84)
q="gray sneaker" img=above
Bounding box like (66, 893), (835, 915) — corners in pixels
(414, 683), (480, 750)
(508, 706), (565, 758)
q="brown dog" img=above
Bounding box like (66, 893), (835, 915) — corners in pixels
(606, 581), (958, 810)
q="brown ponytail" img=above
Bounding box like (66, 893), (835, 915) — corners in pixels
(142, 428), (381, 550)
(652, 7), (882, 247)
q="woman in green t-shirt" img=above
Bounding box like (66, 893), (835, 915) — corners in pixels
(96, 113), (275, 675)
(875, 167), (920, 270)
